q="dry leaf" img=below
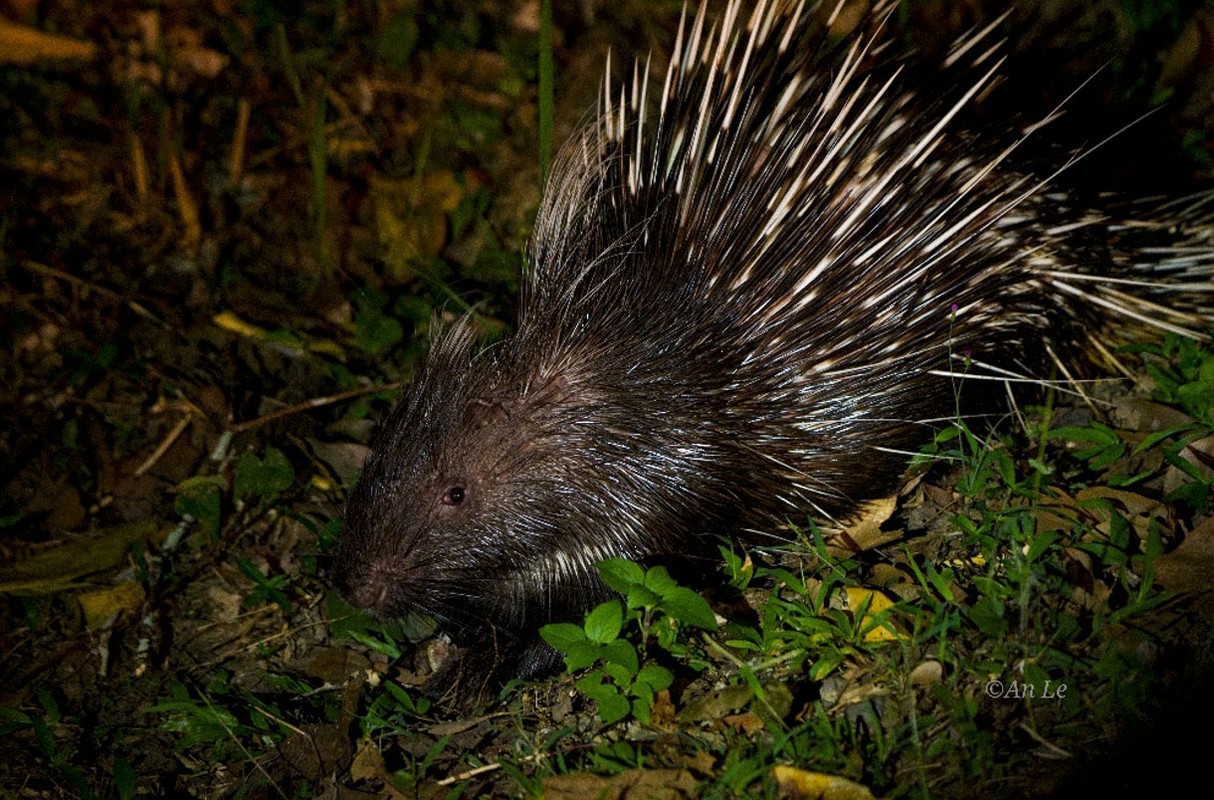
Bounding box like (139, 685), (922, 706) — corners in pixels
(837, 587), (902, 642)
(0, 521), (157, 594)
(1155, 515), (1214, 616)
(678, 683), (753, 724)
(908, 660), (944, 687)
(0, 19), (95, 63)
(771, 765), (880, 800)
(840, 495), (900, 551)
(77, 582), (145, 630)
(542, 768), (697, 800)
(722, 711), (766, 734)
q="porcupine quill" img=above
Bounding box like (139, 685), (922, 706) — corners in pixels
(332, 0), (1214, 697)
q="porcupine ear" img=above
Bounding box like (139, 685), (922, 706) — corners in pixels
(467, 366), (574, 428)
(424, 311), (518, 428)
(469, 397), (510, 428)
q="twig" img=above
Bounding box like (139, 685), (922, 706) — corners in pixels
(134, 398), (206, 476)
(231, 381), (402, 432)
(18, 260), (165, 325)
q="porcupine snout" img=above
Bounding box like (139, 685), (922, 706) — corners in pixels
(335, 560), (394, 614)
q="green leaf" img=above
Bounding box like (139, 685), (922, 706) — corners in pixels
(574, 672), (612, 702)
(597, 693), (631, 725)
(175, 477), (223, 540)
(968, 596), (1007, 638)
(563, 640), (602, 672)
(600, 639), (639, 674)
(346, 630), (403, 660)
(597, 559), (645, 593)
(630, 692), (655, 724)
(659, 587), (718, 630)
(636, 664), (674, 692)
(643, 565), (678, 593)
(382, 681), (430, 716)
(584, 599), (623, 643)
(0, 707), (31, 736)
(808, 651), (847, 681)
(539, 622), (587, 652)
(112, 756), (136, 800)
(353, 306), (405, 356)
(625, 585), (661, 610)
(603, 660), (635, 684)
(234, 447), (295, 499)
(1024, 530), (1061, 562)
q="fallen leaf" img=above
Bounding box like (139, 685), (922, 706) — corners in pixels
(0, 19), (95, 63)
(722, 711), (766, 734)
(771, 765), (879, 800)
(1155, 515), (1214, 617)
(908, 660), (943, 687)
(677, 682), (753, 724)
(837, 587), (902, 642)
(839, 495), (900, 551)
(542, 768), (697, 800)
(77, 581), (145, 630)
(0, 521), (157, 594)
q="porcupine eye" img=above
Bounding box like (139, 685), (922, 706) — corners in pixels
(441, 486), (466, 506)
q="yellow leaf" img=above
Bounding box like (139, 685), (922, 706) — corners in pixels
(771, 765), (880, 800)
(212, 310), (268, 339)
(840, 587), (902, 643)
(77, 582), (145, 630)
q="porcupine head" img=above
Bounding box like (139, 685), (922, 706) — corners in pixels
(331, 298), (749, 694)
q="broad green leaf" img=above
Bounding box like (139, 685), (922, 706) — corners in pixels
(659, 587), (717, 630)
(176, 477), (223, 540)
(600, 639), (638, 673)
(642, 565), (677, 593)
(539, 622), (587, 651)
(597, 693), (631, 725)
(636, 664), (673, 692)
(584, 599), (623, 643)
(563, 640), (601, 672)
(625, 585), (661, 610)
(234, 448), (294, 499)
(596, 559), (645, 593)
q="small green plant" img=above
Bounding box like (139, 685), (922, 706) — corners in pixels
(363, 680), (432, 737)
(147, 676), (287, 757)
(1138, 333), (1214, 425)
(236, 557), (292, 611)
(174, 446), (297, 546)
(539, 559), (717, 724)
(233, 446), (295, 505)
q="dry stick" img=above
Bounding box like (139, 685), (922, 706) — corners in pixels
(133, 410), (196, 477)
(168, 152), (202, 253)
(231, 381), (404, 433)
(230, 98), (250, 187)
(22, 259), (401, 434)
(130, 131), (150, 209)
(438, 750), (554, 787)
(19, 260), (165, 325)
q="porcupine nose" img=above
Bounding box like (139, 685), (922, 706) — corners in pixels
(335, 561), (394, 614)
(343, 577), (388, 611)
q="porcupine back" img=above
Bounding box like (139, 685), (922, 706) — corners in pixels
(335, 0), (1214, 692)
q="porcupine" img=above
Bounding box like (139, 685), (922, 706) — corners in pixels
(332, 0), (1214, 695)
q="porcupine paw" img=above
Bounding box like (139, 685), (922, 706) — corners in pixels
(421, 633), (565, 709)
